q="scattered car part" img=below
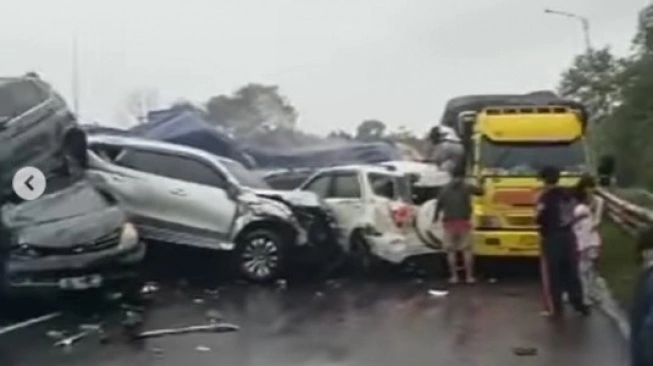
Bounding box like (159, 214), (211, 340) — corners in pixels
(135, 322), (239, 339)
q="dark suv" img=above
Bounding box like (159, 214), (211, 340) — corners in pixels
(0, 73), (79, 201)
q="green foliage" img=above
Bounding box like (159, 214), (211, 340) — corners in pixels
(355, 119), (386, 141)
(598, 221), (639, 309)
(205, 84), (297, 136)
(558, 18), (653, 190)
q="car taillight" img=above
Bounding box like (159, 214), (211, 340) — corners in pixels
(391, 203), (413, 228)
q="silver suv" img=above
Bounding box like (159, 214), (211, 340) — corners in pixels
(85, 135), (334, 282)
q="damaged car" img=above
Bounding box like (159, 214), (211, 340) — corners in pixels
(86, 135), (340, 282)
(297, 165), (448, 270)
(0, 73), (79, 200)
(0, 178), (146, 297)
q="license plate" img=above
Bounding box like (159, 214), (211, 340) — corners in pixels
(59, 275), (103, 290)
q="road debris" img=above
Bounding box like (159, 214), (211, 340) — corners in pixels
(315, 291), (325, 298)
(54, 327), (98, 348)
(427, 289), (449, 297)
(46, 330), (66, 340)
(193, 298), (205, 304)
(512, 346), (538, 356)
(106, 292), (124, 301)
(276, 279), (287, 289)
(0, 312), (62, 336)
(135, 322), (239, 339)
(141, 282), (160, 294)
(206, 309), (224, 322)
(489, 278), (498, 284)
(196, 345), (212, 352)
(204, 289), (220, 297)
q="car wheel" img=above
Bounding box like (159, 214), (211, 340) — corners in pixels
(236, 229), (286, 282)
(350, 232), (377, 274)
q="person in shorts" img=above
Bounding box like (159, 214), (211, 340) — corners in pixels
(572, 184), (601, 306)
(434, 167), (483, 284)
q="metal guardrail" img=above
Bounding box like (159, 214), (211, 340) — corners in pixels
(597, 188), (653, 235)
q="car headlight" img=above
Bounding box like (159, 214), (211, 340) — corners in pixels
(477, 215), (502, 229)
(10, 244), (42, 260)
(121, 222), (139, 243)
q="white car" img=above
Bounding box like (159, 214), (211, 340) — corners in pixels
(297, 165), (446, 269)
(85, 135), (338, 282)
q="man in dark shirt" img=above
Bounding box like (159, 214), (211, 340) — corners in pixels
(536, 166), (589, 317)
(630, 226), (653, 366)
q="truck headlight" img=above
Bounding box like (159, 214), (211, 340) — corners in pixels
(477, 215), (502, 229)
(121, 222), (139, 243)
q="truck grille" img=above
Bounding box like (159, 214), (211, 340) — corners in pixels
(506, 216), (536, 227)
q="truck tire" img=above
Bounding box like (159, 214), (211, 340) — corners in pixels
(235, 228), (286, 283)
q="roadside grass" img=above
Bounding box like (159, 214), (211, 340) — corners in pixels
(597, 221), (639, 310)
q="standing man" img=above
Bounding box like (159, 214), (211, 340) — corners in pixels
(536, 166), (589, 317)
(434, 167), (483, 284)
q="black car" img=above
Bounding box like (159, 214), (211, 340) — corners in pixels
(0, 73), (81, 201)
(0, 176), (146, 297)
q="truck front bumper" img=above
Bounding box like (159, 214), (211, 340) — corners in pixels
(473, 230), (540, 257)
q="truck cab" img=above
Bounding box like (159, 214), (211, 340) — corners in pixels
(459, 105), (589, 257)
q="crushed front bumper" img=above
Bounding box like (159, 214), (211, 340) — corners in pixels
(367, 231), (442, 264)
(4, 236), (146, 295)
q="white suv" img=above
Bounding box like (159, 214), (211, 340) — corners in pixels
(297, 165), (445, 269)
(86, 135), (320, 282)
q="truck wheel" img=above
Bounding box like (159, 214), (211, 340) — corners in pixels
(236, 229), (286, 283)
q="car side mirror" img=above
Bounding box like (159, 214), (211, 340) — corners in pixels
(226, 183), (241, 200)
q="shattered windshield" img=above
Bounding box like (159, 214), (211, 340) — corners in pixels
(479, 138), (588, 176)
(219, 158), (271, 189)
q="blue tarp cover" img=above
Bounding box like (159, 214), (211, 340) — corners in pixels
(244, 141), (401, 169)
(129, 109), (255, 167)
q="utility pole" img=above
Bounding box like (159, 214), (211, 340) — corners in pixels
(544, 8), (592, 53)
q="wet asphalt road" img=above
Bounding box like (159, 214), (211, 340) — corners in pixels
(0, 261), (630, 366)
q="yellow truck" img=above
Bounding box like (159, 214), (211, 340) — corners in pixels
(440, 93), (590, 257)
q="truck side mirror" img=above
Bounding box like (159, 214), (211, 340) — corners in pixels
(597, 155), (616, 186)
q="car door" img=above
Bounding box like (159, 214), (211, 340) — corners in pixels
(302, 171), (366, 240)
(151, 153), (238, 242)
(87, 145), (172, 230)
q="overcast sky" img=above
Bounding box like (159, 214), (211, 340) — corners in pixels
(0, 0), (647, 135)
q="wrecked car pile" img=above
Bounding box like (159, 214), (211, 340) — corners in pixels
(1, 80), (451, 304)
(0, 74), (145, 299)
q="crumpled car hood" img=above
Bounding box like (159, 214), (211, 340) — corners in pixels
(2, 180), (126, 248)
(253, 189), (321, 207)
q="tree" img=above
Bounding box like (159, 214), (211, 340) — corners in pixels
(205, 84), (297, 136)
(328, 130), (354, 140)
(557, 47), (626, 156)
(356, 119), (386, 141)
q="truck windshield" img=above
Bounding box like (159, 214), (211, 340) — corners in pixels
(479, 138), (588, 176)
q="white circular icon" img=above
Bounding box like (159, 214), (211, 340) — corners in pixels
(12, 166), (46, 201)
